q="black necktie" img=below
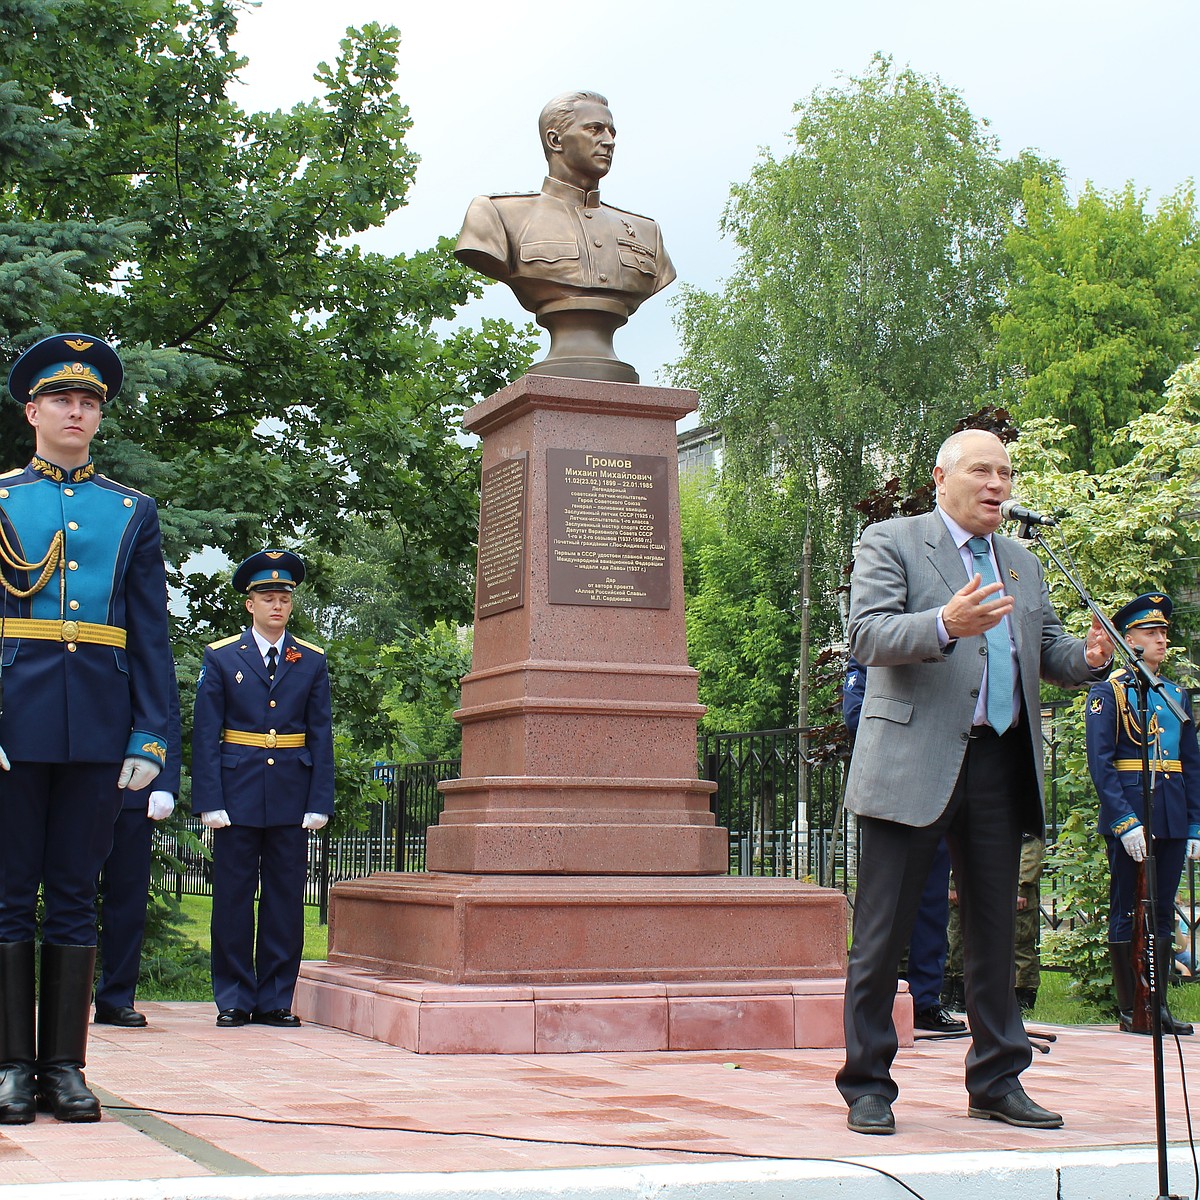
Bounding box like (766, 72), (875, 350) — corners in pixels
(266, 645), (278, 681)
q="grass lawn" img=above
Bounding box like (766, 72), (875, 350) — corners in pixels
(1034, 965), (1200, 1025)
(172, 893), (329, 960)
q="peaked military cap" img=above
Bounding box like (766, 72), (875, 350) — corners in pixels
(1113, 591), (1172, 634)
(232, 549), (306, 594)
(7, 332), (124, 404)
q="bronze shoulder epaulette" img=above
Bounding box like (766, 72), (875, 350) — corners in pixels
(292, 636), (326, 655)
(207, 634), (242, 650)
(604, 201), (656, 224)
(484, 191), (539, 200)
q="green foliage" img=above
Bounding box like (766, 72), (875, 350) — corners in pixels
(1010, 356), (1200, 637)
(381, 621), (472, 761)
(996, 178), (1200, 471)
(680, 471), (803, 731)
(671, 54), (1040, 616)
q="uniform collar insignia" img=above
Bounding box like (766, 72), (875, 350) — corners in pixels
(29, 456), (95, 484)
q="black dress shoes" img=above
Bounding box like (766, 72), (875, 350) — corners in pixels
(968, 1086), (1063, 1128)
(847, 1094), (895, 1134)
(913, 1004), (967, 1033)
(215, 1008), (251, 1028)
(94, 1005), (147, 1028)
(251, 1009), (301, 1028)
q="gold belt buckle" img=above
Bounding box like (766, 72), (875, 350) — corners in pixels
(265, 731), (278, 748)
(60, 620), (79, 642)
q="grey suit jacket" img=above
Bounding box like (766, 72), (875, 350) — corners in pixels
(844, 509), (1097, 829)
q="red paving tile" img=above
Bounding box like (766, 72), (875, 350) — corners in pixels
(0, 1000), (1196, 1187)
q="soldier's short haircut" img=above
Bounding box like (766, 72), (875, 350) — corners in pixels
(539, 90), (610, 160)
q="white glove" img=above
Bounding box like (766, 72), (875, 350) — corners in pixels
(1120, 826), (1148, 862)
(0, 743), (8, 771)
(302, 812), (329, 831)
(147, 791), (175, 821)
(1188, 839), (1200, 861)
(200, 809), (232, 830)
(118, 756), (161, 791)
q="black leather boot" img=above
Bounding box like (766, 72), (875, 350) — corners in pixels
(36, 944), (101, 1122)
(0, 941), (37, 1124)
(1158, 946), (1193, 1036)
(1109, 942), (1145, 1034)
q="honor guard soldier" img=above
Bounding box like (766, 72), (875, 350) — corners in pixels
(0, 333), (173, 1124)
(191, 551), (333, 1029)
(94, 681), (181, 1028)
(1087, 591), (1200, 1035)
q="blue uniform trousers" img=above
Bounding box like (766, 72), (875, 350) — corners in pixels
(210, 824), (307, 1013)
(0, 762), (122, 944)
(905, 839), (951, 1011)
(96, 808), (155, 1008)
(1107, 834), (1186, 946)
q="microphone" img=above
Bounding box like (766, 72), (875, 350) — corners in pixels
(999, 499), (1057, 527)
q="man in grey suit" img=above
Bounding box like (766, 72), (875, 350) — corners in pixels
(837, 429), (1113, 1135)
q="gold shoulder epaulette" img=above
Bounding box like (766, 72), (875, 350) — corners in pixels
(292, 636), (326, 655)
(0, 468), (22, 480)
(96, 475), (151, 499)
(1107, 667), (1126, 683)
(207, 634), (242, 650)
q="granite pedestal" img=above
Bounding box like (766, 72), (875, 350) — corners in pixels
(295, 376), (864, 1053)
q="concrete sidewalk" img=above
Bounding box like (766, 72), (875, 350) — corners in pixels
(1, 1002), (1197, 1198)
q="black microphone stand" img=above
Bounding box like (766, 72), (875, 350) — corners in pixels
(1014, 517), (1187, 1200)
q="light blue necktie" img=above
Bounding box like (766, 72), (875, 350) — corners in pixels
(967, 536), (1013, 734)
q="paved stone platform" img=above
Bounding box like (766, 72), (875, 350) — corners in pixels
(0, 1002), (1197, 1198)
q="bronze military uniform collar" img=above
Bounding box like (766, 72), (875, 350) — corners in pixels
(541, 176), (602, 209)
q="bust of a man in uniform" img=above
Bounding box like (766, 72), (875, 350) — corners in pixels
(455, 90), (675, 384)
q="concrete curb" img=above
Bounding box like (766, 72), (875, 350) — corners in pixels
(0, 1146), (1194, 1200)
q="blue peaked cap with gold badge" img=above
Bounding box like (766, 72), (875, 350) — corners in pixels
(1113, 591), (1172, 634)
(7, 332), (124, 404)
(232, 549), (306, 595)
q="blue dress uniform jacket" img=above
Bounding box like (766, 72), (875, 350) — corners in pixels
(0, 458), (172, 766)
(1086, 669), (1200, 841)
(191, 629), (334, 825)
(1087, 667), (1200, 944)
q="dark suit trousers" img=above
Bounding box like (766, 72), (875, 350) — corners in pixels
(96, 808), (155, 1008)
(210, 824), (307, 1013)
(838, 724), (1032, 1105)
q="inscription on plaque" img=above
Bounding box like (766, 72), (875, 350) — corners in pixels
(476, 454), (527, 618)
(547, 449), (670, 608)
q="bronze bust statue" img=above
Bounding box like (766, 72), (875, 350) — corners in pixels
(455, 90), (675, 384)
